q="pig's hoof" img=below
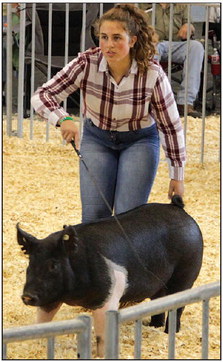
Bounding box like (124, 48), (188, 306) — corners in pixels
(142, 318), (165, 328)
(164, 322), (180, 334)
(147, 314), (165, 328)
(149, 320), (165, 328)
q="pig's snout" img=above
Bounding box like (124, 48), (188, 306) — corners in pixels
(21, 293), (39, 306)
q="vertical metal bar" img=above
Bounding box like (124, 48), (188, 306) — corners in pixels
(167, 4), (173, 82)
(17, 3), (26, 138)
(202, 299), (209, 359)
(79, 4), (87, 130)
(6, 4), (13, 136)
(168, 309), (176, 359)
(151, 4), (156, 28)
(63, 4), (70, 112)
(47, 336), (55, 359)
(105, 311), (120, 359)
(99, 3), (103, 17)
(3, 343), (7, 359)
(201, 6), (209, 164)
(134, 319), (142, 359)
(81, 3), (86, 52)
(76, 315), (92, 359)
(183, 5), (191, 140)
(46, 3), (53, 141)
(30, 3), (36, 140)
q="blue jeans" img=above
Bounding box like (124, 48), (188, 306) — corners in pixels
(79, 119), (160, 223)
(157, 40), (204, 105)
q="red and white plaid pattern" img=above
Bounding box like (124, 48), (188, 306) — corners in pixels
(32, 47), (186, 180)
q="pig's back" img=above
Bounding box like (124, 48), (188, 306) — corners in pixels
(75, 203), (202, 271)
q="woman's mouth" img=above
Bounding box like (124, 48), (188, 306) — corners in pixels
(106, 51), (116, 57)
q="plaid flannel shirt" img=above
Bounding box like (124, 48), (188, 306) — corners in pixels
(31, 47), (186, 180)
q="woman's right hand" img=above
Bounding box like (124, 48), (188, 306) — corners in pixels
(60, 120), (80, 149)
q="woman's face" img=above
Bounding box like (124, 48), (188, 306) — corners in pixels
(99, 20), (137, 65)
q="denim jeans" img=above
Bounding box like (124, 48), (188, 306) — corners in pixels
(156, 40), (204, 105)
(79, 119), (160, 223)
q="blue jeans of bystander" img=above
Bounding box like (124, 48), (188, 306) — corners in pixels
(157, 40), (204, 105)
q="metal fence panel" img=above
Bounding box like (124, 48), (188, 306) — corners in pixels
(105, 281), (220, 359)
(4, 3), (220, 162)
(3, 315), (92, 359)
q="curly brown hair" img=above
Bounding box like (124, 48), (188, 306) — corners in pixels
(94, 3), (158, 73)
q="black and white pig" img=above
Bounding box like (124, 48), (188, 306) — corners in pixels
(17, 195), (203, 357)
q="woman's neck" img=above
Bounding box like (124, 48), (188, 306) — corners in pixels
(108, 59), (132, 84)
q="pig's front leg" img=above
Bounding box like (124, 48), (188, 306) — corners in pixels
(92, 267), (127, 358)
(36, 302), (62, 323)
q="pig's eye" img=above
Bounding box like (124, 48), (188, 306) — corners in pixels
(48, 260), (59, 272)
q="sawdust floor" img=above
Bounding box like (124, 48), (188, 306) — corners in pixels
(3, 114), (220, 359)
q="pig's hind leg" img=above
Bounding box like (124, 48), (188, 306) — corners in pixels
(163, 263), (200, 333)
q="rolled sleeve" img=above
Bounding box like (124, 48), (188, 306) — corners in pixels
(150, 67), (186, 180)
(31, 56), (84, 126)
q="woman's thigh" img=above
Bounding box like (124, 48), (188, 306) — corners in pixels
(114, 134), (160, 215)
(80, 126), (118, 223)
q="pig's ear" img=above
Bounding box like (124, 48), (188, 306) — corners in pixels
(16, 223), (37, 255)
(61, 225), (79, 254)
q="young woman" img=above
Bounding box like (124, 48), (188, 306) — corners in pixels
(31, 4), (186, 223)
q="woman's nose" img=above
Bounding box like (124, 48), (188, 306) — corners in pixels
(107, 38), (114, 48)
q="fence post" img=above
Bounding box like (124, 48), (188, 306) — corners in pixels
(105, 310), (120, 359)
(47, 336), (55, 359)
(202, 299), (209, 359)
(45, 3), (52, 142)
(3, 343), (7, 359)
(134, 319), (142, 359)
(6, 4), (13, 136)
(30, 3), (36, 139)
(17, 3), (26, 138)
(168, 309), (177, 359)
(201, 5), (210, 163)
(76, 315), (92, 359)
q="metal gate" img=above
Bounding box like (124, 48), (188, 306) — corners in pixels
(3, 281), (220, 359)
(104, 281), (220, 359)
(3, 3), (220, 162)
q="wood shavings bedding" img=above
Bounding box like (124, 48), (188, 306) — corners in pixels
(3, 114), (220, 359)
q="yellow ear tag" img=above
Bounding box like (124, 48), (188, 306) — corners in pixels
(23, 237), (26, 242)
(63, 234), (70, 241)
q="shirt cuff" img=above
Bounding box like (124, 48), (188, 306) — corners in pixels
(169, 165), (184, 180)
(48, 110), (70, 127)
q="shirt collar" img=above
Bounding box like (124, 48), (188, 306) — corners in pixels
(98, 54), (138, 75)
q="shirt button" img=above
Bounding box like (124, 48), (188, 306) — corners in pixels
(113, 118), (116, 121)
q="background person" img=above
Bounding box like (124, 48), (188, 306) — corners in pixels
(140, 3), (204, 118)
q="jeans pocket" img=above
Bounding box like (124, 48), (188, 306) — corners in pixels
(85, 118), (95, 128)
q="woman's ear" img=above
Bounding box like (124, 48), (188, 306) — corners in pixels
(130, 35), (137, 48)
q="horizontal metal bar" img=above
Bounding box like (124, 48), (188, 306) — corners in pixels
(3, 318), (87, 343)
(120, 282), (220, 323)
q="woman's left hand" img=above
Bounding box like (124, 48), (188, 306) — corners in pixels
(168, 179), (184, 199)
